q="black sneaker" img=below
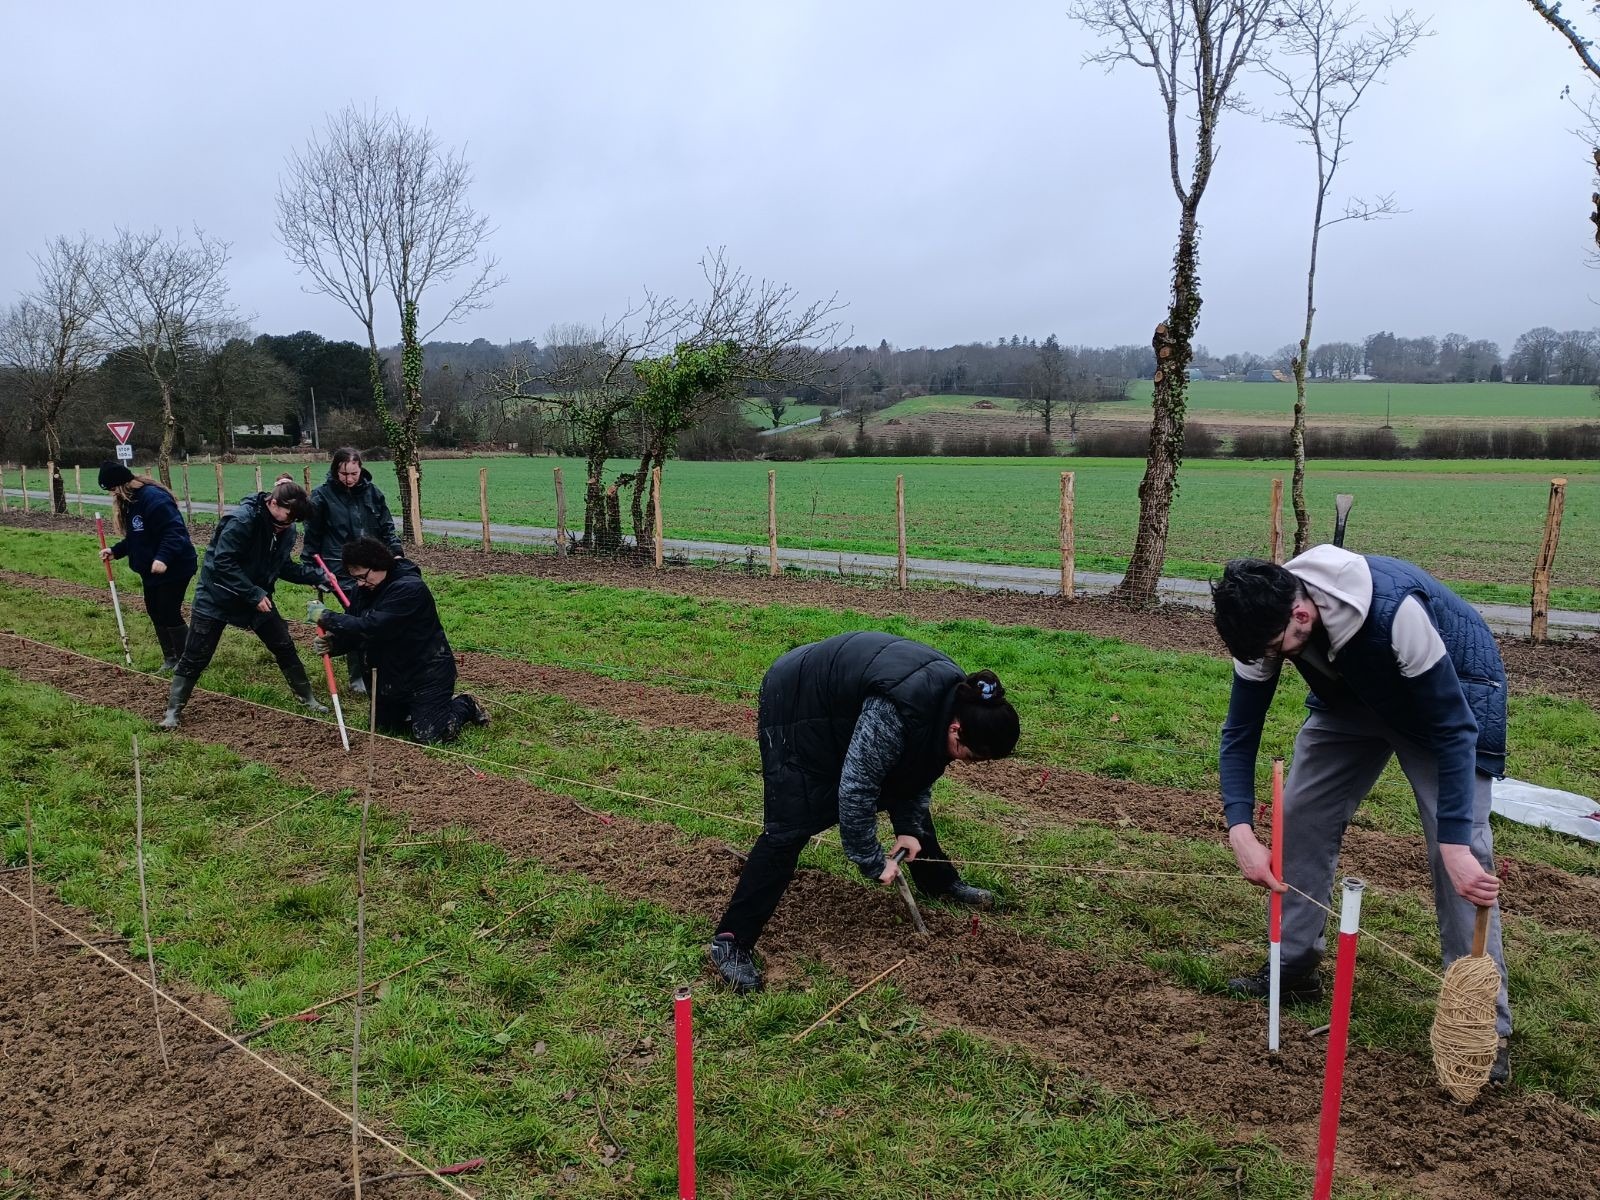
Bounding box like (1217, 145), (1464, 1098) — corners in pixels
(1490, 1036), (1510, 1085)
(943, 881), (996, 910)
(462, 694), (492, 727)
(708, 934), (762, 993)
(1226, 958), (1323, 1004)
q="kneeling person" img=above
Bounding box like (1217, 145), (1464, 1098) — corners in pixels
(315, 537), (489, 744)
(709, 631), (1021, 993)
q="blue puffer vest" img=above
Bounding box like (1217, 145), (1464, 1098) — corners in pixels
(1297, 555), (1506, 776)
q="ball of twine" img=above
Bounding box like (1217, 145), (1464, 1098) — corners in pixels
(1430, 954), (1500, 1103)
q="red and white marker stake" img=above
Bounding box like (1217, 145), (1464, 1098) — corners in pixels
(95, 516), (134, 667)
(1313, 877), (1366, 1200)
(1268, 757), (1285, 1053)
(674, 985), (696, 1200)
(310, 555), (352, 752)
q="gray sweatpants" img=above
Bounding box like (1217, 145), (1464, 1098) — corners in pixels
(1280, 706), (1511, 1036)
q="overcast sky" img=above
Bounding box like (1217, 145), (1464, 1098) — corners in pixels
(2, 1), (1593, 356)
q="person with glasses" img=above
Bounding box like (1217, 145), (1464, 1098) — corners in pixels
(707, 632), (1021, 994)
(313, 537), (490, 744)
(159, 479), (329, 729)
(301, 447), (404, 696)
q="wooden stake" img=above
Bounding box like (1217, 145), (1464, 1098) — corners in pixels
(554, 467), (568, 553)
(652, 465), (663, 569)
(131, 736), (170, 1072)
(214, 463), (225, 517)
(19, 464), (29, 512)
(1269, 477), (1285, 564)
(254, 463), (263, 494)
(352, 672), (377, 1200)
(478, 467), (491, 553)
(0, 463), (7, 511)
(1531, 477), (1568, 643)
(302, 464), (312, 491)
(47, 460), (57, 514)
(407, 463), (423, 549)
(24, 789), (37, 954)
(75, 464), (84, 518)
(896, 474), (907, 590)
(1059, 471), (1075, 599)
(767, 469), (779, 578)
(792, 958), (908, 1042)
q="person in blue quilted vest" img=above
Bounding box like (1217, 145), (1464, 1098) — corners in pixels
(1212, 546), (1511, 1081)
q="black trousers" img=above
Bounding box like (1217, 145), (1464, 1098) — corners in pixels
(373, 674), (477, 744)
(175, 609), (308, 691)
(140, 568), (194, 628)
(715, 822), (961, 950)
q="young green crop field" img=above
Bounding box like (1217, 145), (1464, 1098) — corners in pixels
(105, 453), (1600, 611)
(1102, 380), (1599, 425)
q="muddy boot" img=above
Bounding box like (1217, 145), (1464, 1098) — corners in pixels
(282, 663), (330, 714)
(158, 624), (188, 675)
(346, 650), (368, 697)
(160, 673), (197, 730)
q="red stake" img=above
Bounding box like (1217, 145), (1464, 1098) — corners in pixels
(1313, 878), (1366, 1200)
(1269, 758), (1285, 1053)
(674, 985), (695, 1199)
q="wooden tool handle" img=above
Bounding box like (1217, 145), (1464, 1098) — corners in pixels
(1471, 905), (1490, 957)
(890, 848), (908, 865)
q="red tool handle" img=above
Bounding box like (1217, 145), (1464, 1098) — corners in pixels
(674, 986), (695, 1199)
(96, 516), (115, 581)
(1270, 758), (1285, 941)
(313, 554), (351, 609)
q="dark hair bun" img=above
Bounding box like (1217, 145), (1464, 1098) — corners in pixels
(956, 669), (1005, 705)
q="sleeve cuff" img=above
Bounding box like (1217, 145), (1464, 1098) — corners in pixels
(1223, 799), (1255, 830)
(1436, 816), (1473, 845)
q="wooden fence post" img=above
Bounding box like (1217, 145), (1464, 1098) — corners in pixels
(302, 464), (312, 491)
(479, 467), (491, 553)
(1060, 471), (1076, 599)
(19, 464), (29, 512)
(407, 463), (423, 549)
(47, 461), (58, 514)
(0, 464), (7, 511)
(75, 464), (84, 517)
(896, 474), (907, 591)
(651, 466), (663, 569)
(254, 463), (263, 494)
(1530, 477), (1568, 643)
(1269, 477), (1285, 564)
(215, 463), (226, 517)
(554, 467), (568, 552)
(180, 463), (191, 525)
(768, 469), (779, 578)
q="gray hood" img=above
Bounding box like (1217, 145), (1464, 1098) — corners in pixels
(1285, 545), (1373, 656)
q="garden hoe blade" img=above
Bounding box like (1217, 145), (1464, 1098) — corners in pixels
(1332, 493), (1355, 547)
(890, 849), (929, 936)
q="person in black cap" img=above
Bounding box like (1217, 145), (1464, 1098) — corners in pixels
(98, 461), (197, 673)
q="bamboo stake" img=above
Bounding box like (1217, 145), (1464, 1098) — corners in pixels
(767, 470), (779, 577)
(651, 466), (664, 569)
(1531, 477), (1568, 643)
(214, 463), (225, 516)
(352, 672), (377, 1200)
(407, 464), (423, 549)
(254, 463), (263, 494)
(792, 958), (909, 1042)
(25, 789), (37, 954)
(478, 467), (491, 553)
(554, 467), (568, 552)
(180, 463), (191, 525)
(1269, 478), (1284, 564)
(1059, 471), (1075, 599)
(132, 735), (170, 1071)
(75, 464), (84, 518)
(896, 475), (907, 590)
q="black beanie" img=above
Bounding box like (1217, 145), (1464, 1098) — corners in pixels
(98, 461), (134, 490)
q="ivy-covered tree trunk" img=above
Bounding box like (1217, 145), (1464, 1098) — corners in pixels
(374, 301), (424, 541)
(1116, 207), (1202, 606)
(40, 411), (66, 513)
(157, 380), (177, 490)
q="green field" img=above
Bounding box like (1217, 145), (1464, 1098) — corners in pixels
(1101, 381), (1599, 425)
(743, 401), (830, 429)
(109, 453), (1600, 610)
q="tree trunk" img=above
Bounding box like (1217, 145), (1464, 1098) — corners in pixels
(1115, 210), (1202, 606)
(43, 415), (66, 514)
(157, 380), (176, 489)
(391, 300), (425, 539)
(1289, 348), (1311, 555)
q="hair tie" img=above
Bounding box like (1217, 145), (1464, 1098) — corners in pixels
(978, 679), (997, 701)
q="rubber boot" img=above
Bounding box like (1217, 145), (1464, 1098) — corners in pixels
(347, 649), (368, 697)
(286, 668), (330, 714)
(160, 673), (197, 730)
(158, 623), (188, 675)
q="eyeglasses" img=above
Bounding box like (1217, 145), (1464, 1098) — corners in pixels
(349, 568), (373, 582)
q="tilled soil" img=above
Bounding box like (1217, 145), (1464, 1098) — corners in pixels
(2, 636), (1596, 1199)
(0, 884), (437, 1200)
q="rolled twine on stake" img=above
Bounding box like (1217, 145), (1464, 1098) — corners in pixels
(1430, 905), (1500, 1103)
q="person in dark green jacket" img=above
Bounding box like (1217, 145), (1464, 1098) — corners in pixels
(301, 447), (403, 695)
(159, 480), (328, 729)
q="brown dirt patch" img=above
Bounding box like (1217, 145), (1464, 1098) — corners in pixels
(0, 884), (435, 1200)
(2, 635), (1596, 1199)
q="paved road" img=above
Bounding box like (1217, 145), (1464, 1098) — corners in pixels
(9, 487), (1596, 638)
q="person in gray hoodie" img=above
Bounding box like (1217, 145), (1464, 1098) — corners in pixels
(1211, 545), (1510, 1080)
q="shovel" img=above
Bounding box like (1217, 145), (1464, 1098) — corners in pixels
(889, 848), (929, 935)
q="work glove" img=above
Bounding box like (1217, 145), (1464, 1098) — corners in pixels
(312, 634), (330, 655)
(306, 599), (327, 623)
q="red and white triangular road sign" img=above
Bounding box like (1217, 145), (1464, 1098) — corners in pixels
(107, 421), (135, 445)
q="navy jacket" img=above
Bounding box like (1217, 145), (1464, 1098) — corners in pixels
(1219, 546), (1506, 845)
(110, 484), (196, 578)
(319, 560), (454, 696)
(192, 493), (322, 625)
(301, 466), (402, 580)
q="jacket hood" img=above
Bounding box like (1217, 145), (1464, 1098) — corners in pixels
(1285, 544), (1373, 654)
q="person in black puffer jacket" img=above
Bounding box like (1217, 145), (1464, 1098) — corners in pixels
(159, 479), (328, 730)
(707, 632), (1021, 993)
(301, 447), (403, 696)
(98, 462), (197, 673)
(314, 537), (490, 744)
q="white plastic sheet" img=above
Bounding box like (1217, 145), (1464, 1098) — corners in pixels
(1491, 777), (1600, 844)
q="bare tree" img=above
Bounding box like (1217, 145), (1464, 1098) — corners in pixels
(87, 227), (237, 487)
(1070, 0), (1278, 603)
(1529, 0), (1600, 255)
(1020, 333), (1066, 436)
(277, 103), (501, 533)
(0, 234), (104, 511)
(1262, 2), (1426, 553)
